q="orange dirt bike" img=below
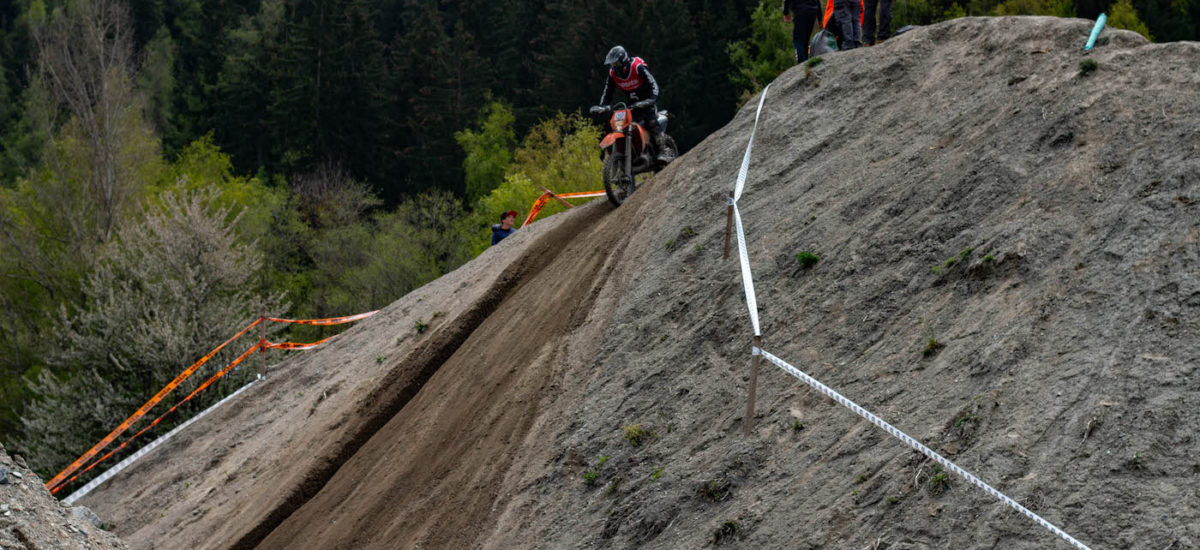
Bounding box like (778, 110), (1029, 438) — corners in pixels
(589, 100), (678, 206)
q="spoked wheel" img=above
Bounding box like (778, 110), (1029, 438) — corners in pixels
(603, 153), (635, 207)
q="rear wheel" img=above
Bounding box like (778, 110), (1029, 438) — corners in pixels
(661, 135), (679, 163)
(603, 153), (635, 207)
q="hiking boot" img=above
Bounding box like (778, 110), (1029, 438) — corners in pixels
(653, 132), (672, 163)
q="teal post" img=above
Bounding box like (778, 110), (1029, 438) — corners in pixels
(1085, 13), (1107, 51)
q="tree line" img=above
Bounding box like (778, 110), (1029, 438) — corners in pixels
(0, 0), (1192, 482)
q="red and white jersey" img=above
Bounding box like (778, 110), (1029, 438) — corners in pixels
(610, 57), (647, 92)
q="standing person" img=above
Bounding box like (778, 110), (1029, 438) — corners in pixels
(590, 45), (672, 163)
(491, 210), (518, 246)
(784, 0), (822, 63)
(863, 0), (893, 46)
(822, 0), (864, 50)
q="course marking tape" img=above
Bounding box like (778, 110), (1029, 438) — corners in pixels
(52, 344), (260, 494)
(555, 190), (607, 199)
(733, 84), (770, 204)
(62, 376), (262, 505)
(263, 335), (339, 350)
(265, 311), (377, 326)
(45, 318), (265, 492)
(523, 194), (552, 227)
(757, 348), (1094, 550)
(733, 204), (761, 336)
(49, 311), (375, 494)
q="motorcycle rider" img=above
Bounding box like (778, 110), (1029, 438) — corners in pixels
(590, 46), (672, 163)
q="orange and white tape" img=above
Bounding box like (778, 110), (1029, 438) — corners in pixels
(265, 310), (378, 326)
(522, 189), (606, 226)
(44, 319), (265, 492)
(51, 343), (260, 494)
(47, 310), (377, 494)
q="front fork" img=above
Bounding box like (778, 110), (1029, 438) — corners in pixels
(624, 127), (633, 184)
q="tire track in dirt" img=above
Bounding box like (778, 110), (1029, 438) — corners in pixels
(226, 204), (615, 550)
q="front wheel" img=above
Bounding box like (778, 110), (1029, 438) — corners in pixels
(603, 153), (635, 207)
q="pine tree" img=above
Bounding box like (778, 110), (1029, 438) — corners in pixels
(388, 0), (487, 197)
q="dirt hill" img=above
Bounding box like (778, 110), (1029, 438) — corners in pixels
(1, 445), (128, 549)
(79, 16), (1198, 550)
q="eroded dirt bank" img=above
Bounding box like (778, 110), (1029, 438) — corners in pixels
(85, 16), (1197, 550)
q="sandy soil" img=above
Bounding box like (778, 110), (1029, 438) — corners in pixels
(83, 16), (1198, 550)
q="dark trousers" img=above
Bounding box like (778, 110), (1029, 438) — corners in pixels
(828, 0), (862, 50)
(863, 0), (893, 45)
(791, 12), (819, 62)
(633, 105), (662, 138)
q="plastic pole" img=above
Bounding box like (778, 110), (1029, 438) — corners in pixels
(1084, 13), (1106, 51)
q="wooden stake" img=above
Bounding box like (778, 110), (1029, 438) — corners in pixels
(541, 187), (575, 210)
(258, 309), (266, 378)
(723, 191), (734, 260)
(744, 335), (762, 437)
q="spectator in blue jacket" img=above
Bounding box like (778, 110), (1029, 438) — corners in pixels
(491, 210), (518, 246)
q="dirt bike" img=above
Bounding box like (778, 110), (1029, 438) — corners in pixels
(589, 101), (678, 207)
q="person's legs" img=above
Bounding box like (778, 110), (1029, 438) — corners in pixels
(793, 12), (818, 62)
(830, 0), (861, 50)
(847, 0), (863, 49)
(863, 0), (878, 45)
(637, 107), (670, 162)
(877, 0), (893, 41)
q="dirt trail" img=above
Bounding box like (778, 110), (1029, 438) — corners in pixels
(81, 15), (1199, 550)
(253, 196), (645, 548)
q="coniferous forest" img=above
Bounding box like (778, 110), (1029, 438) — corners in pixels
(0, 0), (1193, 481)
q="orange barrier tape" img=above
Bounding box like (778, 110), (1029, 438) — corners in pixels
(262, 335), (338, 350)
(46, 310), (376, 493)
(522, 189), (605, 226)
(264, 310), (378, 326)
(51, 343), (260, 494)
(45, 318), (264, 492)
(522, 193), (551, 227)
(554, 191), (607, 198)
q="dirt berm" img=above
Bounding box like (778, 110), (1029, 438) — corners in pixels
(80, 16), (1198, 550)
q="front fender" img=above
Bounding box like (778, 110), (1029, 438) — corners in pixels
(599, 132), (625, 149)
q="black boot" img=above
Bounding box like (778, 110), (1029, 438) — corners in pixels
(653, 131), (672, 163)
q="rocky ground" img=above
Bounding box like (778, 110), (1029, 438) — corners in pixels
(0, 445), (126, 549)
(78, 15), (1197, 550)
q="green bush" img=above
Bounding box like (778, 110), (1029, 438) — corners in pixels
(796, 251), (820, 268)
(1106, 0), (1153, 40)
(456, 101), (517, 203)
(469, 113), (602, 254)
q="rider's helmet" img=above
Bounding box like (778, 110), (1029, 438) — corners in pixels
(605, 45), (630, 75)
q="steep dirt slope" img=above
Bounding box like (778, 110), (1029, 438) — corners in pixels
(79, 207), (592, 549)
(86, 15), (1197, 550)
(468, 16), (1198, 550)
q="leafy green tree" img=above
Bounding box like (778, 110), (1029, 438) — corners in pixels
(306, 190), (469, 314)
(1107, 0), (1153, 39)
(456, 101), (517, 203)
(728, 0), (794, 105)
(19, 184), (287, 475)
(470, 113), (602, 253)
(989, 0), (1073, 16)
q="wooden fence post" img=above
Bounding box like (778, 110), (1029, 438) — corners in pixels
(723, 192), (734, 260)
(744, 335), (763, 437)
(258, 309), (266, 378)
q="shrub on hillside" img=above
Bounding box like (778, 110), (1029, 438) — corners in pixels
(19, 185), (286, 475)
(469, 113), (602, 253)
